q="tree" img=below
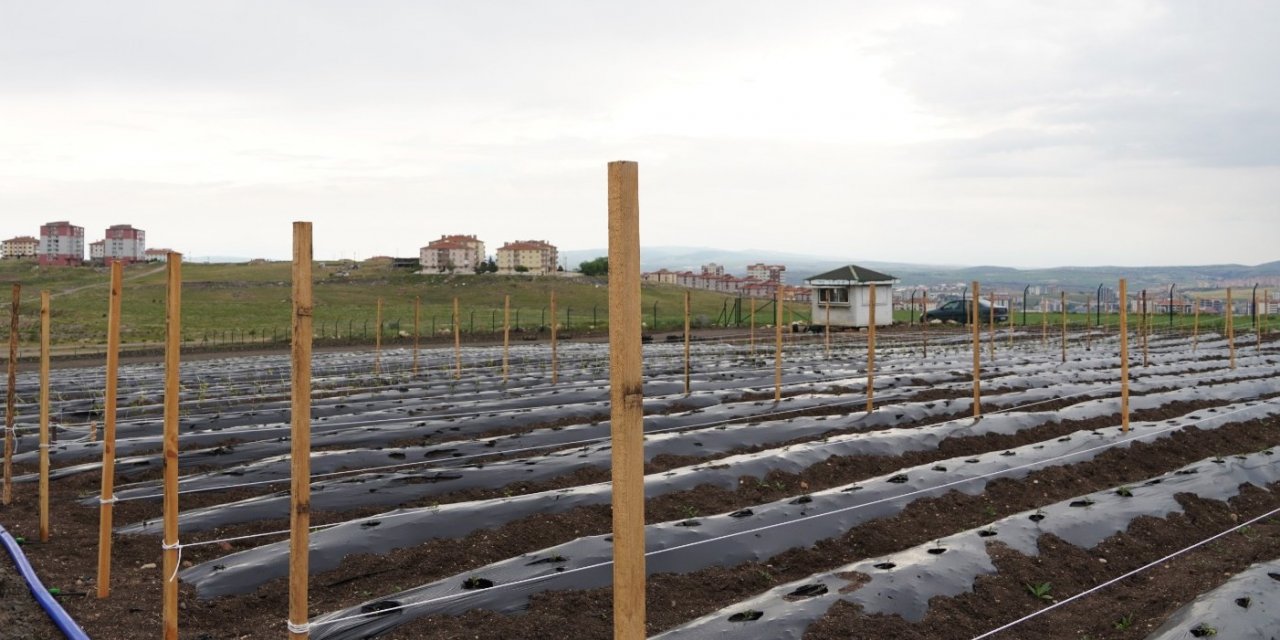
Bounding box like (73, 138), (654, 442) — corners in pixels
(579, 257), (608, 277)
(514, 265), (530, 273)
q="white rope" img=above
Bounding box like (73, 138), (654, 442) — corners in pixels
(97, 494), (118, 505)
(160, 539), (183, 582)
(969, 502), (1280, 639)
(286, 620), (312, 634)
(305, 397), (1280, 630)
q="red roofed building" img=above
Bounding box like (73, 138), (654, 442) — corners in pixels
(1, 236), (38, 260)
(419, 234), (486, 273)
(38, 221), (85, 266)
(496, 240), (558, 275)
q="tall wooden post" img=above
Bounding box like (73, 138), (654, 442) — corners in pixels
(748, 298), (756, 356)
(1041, 298), (1047, 348)
(38, 291), (50, 542)
(1141, 290), (1149, 367)
(452, 297), (461, 379)
(921, 290), (928, 358)
(824, 299), (830, 359)
(1007, 293), (1014, 348)
(987, 291), (995, 361)
(1193, 300), (1200, 352)
(683, 291), (691, 395)
(972, 281), (981, 417)
(774, 286), (783, 403)
(1119, 279), (1129, 433)
(161, 252), (182, 640)
(412, 296), (420, 376)
(373, 298), (382, 375)
(550, 291), (559, 384)
(866, 284), (876, 412)
(1085, 295), (1092, 351)
(502, 295), (510, 383)
(288, 223), (314, 639)
(607, 161), (645, 640)
(3, 283), (18, 506)
(1227, 287), (1235, 369)
(1060, 291), (1067, 363)
(97, 262), (123, 598)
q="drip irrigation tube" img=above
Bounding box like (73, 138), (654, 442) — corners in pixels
(0, 524), (90, 640)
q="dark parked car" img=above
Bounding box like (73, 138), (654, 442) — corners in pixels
(923, 300), (1009, 324)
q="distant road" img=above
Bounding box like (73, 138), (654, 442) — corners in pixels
(49, 263), (166, 299)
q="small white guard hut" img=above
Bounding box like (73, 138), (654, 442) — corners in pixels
(805, 265), (898, 330)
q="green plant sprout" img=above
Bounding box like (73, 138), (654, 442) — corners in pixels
(1025, 582), (1053, 601)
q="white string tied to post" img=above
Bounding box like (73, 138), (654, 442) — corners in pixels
(160, 540), (183, 582)
(98, 494), (118, 505)
(286, 620), (312, 635)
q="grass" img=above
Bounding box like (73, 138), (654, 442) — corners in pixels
(0, 259), (809, 346)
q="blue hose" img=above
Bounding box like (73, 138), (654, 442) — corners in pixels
(0, 524), (91, 640)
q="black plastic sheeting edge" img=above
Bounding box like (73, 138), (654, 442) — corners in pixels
(1143, 560), (1280, 639)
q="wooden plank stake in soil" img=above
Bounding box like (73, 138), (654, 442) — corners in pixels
(97, 261), (123, 598)
(824, 298), (830, 359)
(972, 281), (981, 417)
(453, 297), (461, 379)
(607, 160), (645, 640)
(412, 296), (420, 376)
(683, 291), (691, 395)
(867, 283), (876, 412)
(987, 291), (994, 361)
(1007, 292), (1013, 348)
(774, 286), (783, 403)
(921, 290), (928, 358)
(550, 291), (558, 385)
(749, 298), (756, 356)
(288, 222), (314, 640)
(1227, 287), (1235, 370)
(1142, 290), (1149, 367)
(1086, 295), (1092, 351)
(1120, 278), (1130, 433)
(1040, 298), (1047, 348)
(374, 298), (382, 375)
(1060, 291), (1067, 363)
(161, 252), (182, 640)
(1193, 300), (1199, 353)
(3, 283), (17, 506)
(502, 294), (510, 383)
(39, 290), (50, 542)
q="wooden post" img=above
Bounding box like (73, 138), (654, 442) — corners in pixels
(1085, 295), (1092, 351)
(502, 294), (510, 383)
(1060, 291), (1067, 363)
(866, 283), (876, 412)
(683, 291), (691, 395)
(774, 286), (783, 403)
(1227, 287), (1235, 370)
(824, 298), (830, 359)
(1007, 293), (1014, 348)
(453, 297), (461, 379)
(550, 291), (559, 384)
(1193, 300), (1200, 353)
(1119, 279), (1129, 433)
(1041, 297), (1047, 348)
(972, 281), (981, 417)
(373, 298), (383, 375)
(607, 160), (645, 640)
(97, 262), (122, 598)
(3, 283), (17, 506)
(412, 296), (420, 376)
(987, 291), (995, 361)
(1141, 290), (1149, 367)
(161, 252), (182, 640)
(288, 223), (314, 639)
(38, 291), (50, 542)
(749, 298), (756, 356)
(921, 290), (928, 358)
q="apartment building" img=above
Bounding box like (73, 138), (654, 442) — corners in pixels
(37, 221), (85, 266)
(1, 236), (38, 260)
(419, 234), (486, 273)
(496, 240), (558, 275)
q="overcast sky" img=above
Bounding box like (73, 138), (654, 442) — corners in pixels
(1, 1), (1277, 267)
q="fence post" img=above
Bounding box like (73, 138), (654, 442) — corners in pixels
(988, 291), (995, 361)
(683, 291), (691, 395)
(288, 222), (313, 640)
(607, 160), (645, 640)
(453, 297), (461, 379)
(749, 298), (756, 356)
(1193, 300), (1199, 352)
(867, 283), (876, 412)
(3, 283), (18, 506)
(97, 263), (122, 597)
(921, 290), (928, 359)
(972, 281), (981, 417)
(774, 287), (783, 403)
(1120, 278), (1129, 433)
(161, 252), (182, 640)
(550, 291), (558, 384)
(1141, 290), (1149, 367)
(503, 295), (510, 383)
(374, 298), (382, 375)
(1085, 294), (1092, 351)
(1060, 291), (1067, 363)
(1227, 287), (1235, 370)
(39, 291), (50, 542)
(413, 296), (420, 376)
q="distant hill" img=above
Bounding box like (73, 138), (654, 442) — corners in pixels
(560, 247), (1280, 290)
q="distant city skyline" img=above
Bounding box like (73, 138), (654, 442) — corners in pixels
(2, 2), (1277, 267)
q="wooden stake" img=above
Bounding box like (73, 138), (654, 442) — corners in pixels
(607, 161), (645, 640)
(1060, 291), (1067, 363)
(1119, 279), (1129, 433)
(1193, 300), (1200, 353)
(1227, 287), (1235, 369)
(749, 298), (756, 356)
(683, 291), (691, 395)
(412, 296), (420, 376)
(550, 291), (558, 385)
(824, 298), (830, 359)
(1086, 295), (1092, 351)
(288, 222), (314, 640)
(373, 298), (382, 375)
(988, 291), (995, 361)
(774, 286), (783, 403)
(3, 283), (17, 506)
(453, 297), (461, 379)
(38, 291), (50, 542)
(866, 283), (876, 413)
(1141, 290), (1149, 367)
(972, 281), (981, 417)
(161, 252), (182, 640)
(502, 294), (510, 383)
(97, 261), (122, 598)
(921, 290), (928, 359)
(1007, 293), (1014, 348)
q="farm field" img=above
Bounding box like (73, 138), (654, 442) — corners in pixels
(1, 321), (1279, 639)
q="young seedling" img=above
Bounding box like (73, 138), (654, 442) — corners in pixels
(1189, 623), (1217, 637)
(1025, 582), (1053, 601)
(1113, 614), (1134, 630)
